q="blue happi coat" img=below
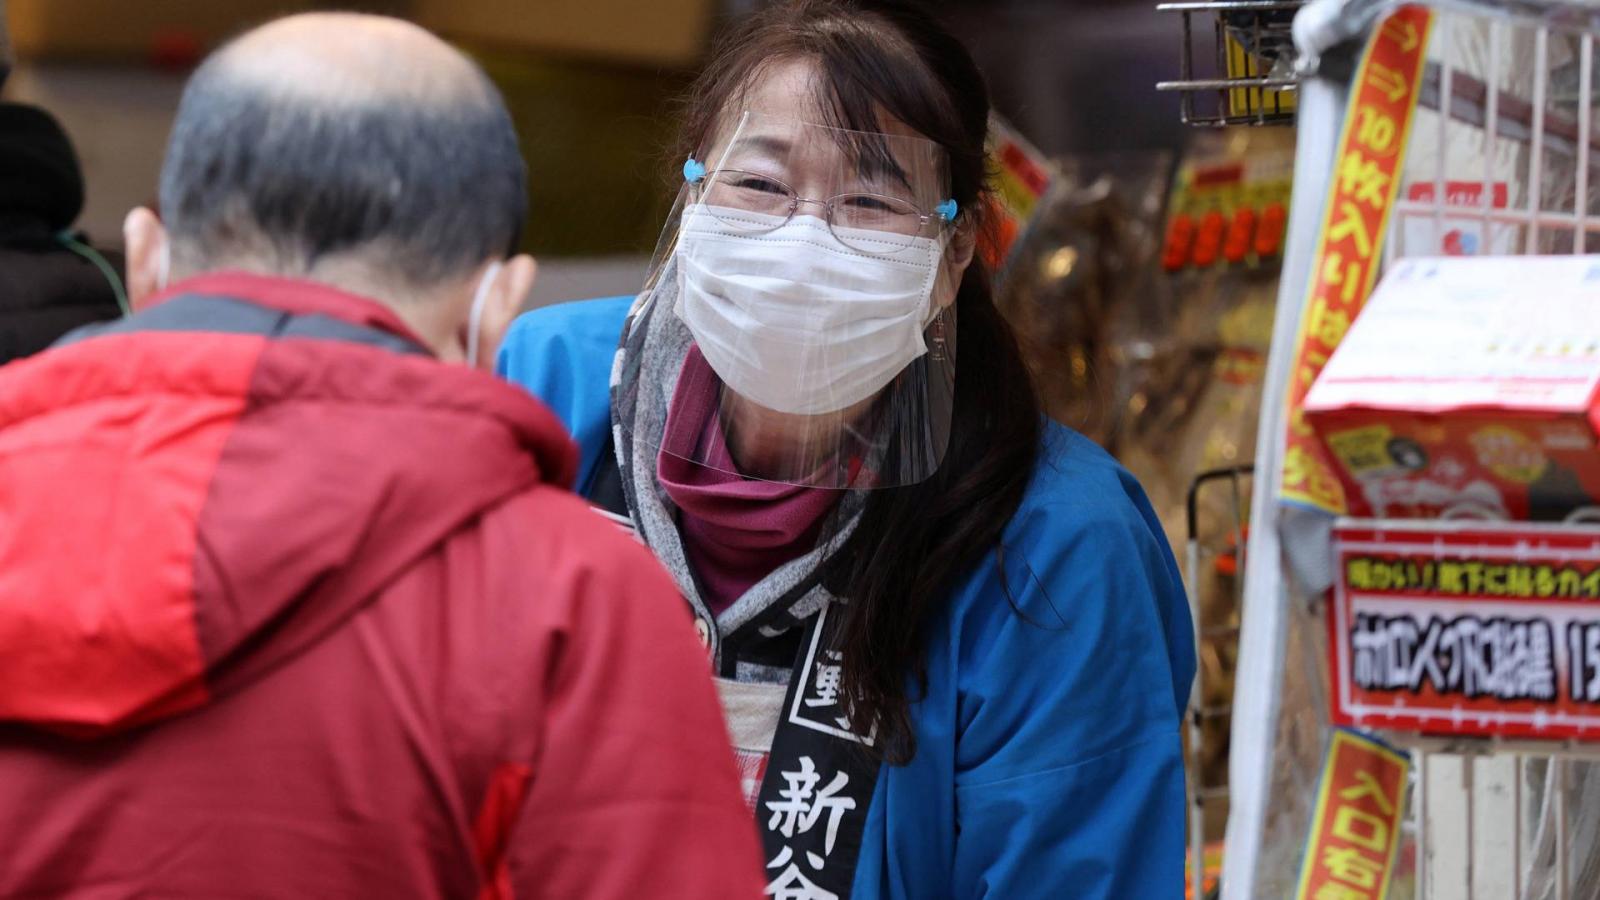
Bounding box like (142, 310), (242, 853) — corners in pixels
(499, 296), (1196, 899)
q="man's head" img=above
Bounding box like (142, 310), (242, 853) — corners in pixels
(123, 13), (536, 366)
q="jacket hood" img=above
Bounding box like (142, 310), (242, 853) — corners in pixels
(0, 103), (84, 231)
(0, 273), (577, 735)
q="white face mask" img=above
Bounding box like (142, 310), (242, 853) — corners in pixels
(673, 207), (946, 416)
(156, 240), (171, 292)
(465, 261), (502, 368)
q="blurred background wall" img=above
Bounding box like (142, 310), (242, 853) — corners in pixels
(1, 0), (1186, 307)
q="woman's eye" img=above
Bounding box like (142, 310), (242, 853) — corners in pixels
(734, 176), (788, 195)
(844, 195), (898, 213)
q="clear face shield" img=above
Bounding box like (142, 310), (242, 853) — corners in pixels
(616, 113), (960, 489)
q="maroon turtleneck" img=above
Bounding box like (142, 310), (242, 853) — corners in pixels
(657, 348), (844, 616)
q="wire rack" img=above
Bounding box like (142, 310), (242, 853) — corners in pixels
(1156, 1), (1309, 127)
(1185, 466), (1253, 900)
(1395, 19), (1600, 898)
(1225, 4), (1600, 898)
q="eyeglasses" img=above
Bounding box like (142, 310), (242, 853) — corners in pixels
(684, 159), (958, 256)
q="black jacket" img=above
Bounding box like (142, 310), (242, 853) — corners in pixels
(1, 221), (123, 365)
(0, 103), (122, 365)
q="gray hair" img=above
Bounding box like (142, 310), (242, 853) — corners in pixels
(158, 16), (527, 290)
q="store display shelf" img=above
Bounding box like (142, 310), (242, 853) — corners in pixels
(1156, 0), (1307, 127)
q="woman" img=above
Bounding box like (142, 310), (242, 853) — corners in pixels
(499, 1), (1195, 896)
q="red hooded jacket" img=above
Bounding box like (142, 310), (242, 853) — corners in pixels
(0, 273), (763, 899)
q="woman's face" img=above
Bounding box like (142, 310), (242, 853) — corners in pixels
(700, 58), (973, 314)
(679, 58), (970, 483)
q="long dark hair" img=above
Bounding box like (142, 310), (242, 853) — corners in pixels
(677, 0), (1041, 763)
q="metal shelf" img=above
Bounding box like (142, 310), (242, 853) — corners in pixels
(1156, 0), (1308, 127)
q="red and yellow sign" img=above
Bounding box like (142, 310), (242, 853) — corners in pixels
(1295, 728), (1410, 900)
(981, 116), (1054, 272)
(1331, 520), (1600, 741)
(1280, 7), (1433, 513)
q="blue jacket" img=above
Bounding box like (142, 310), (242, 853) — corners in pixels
(499, 297), (1196, 899)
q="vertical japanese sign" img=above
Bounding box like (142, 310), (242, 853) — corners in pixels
(1294, 728), (1410, 900)
(1279, 8), (1433, 514)
(758, 604), (881, 899)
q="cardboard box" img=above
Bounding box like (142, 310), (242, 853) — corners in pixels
(410, 0), (714, 68)
(1305, 255), (1600, 520)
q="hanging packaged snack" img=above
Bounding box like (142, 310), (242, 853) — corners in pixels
(1124, 129), (1293, 547)
(993, 152), (1173, 446)
(1159, 137), (1293, 274)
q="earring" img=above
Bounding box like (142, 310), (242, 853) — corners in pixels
(930, 311), (948, 363)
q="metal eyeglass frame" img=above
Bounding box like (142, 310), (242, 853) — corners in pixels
(682, 157), (959, 239)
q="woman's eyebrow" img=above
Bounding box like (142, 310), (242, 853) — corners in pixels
(741, 135), (792, 156)
(854, 152), (913, 193)
(715, 134), (790, 171)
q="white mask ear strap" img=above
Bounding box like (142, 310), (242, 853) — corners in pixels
(156, 241), (171, 292)
(465, 261), (503, 367)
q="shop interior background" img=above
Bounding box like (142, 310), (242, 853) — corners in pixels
(0, 0), (1186, 310)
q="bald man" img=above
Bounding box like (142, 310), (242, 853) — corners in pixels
(0, 14), (763, 899)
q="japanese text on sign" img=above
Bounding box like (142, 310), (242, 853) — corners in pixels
(1332, 523), (1600, 741)
(790, 610), (876, 746)
(1279, 6), (1434, 514)
(763, 756), (857, 900)
(1352, 612), (1557, 701)
(1295, 729), (1410, 900)
(1345, 556), (1600, 600)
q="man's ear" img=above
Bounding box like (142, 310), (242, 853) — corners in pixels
(122, 207), (169, 310)
(475, 253), (537, 371)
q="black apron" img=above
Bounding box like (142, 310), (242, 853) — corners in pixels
(585, 441), (882, 898)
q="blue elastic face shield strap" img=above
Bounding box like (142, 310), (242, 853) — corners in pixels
(682, 157), (958, 224)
